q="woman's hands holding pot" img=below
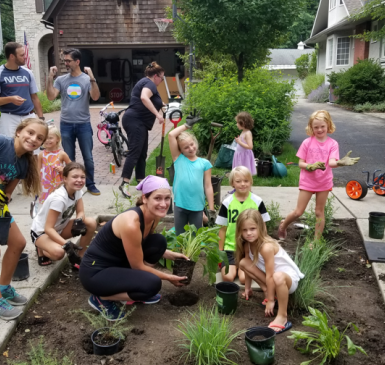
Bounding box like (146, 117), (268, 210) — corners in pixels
(168, 274), (188, 287)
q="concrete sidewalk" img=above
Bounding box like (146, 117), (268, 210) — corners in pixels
(0, 186), (384, 352)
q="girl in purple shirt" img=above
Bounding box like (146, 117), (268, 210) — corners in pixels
(278, 110), (359, 240)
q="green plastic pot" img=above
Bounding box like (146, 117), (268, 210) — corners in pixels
(215, 282), (239, 315)
(369, 212), (385, 239)
(245, 327), (276, 365)
(272, 155), (287, 178)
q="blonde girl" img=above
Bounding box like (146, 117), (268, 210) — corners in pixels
(216, 166), (270, 284)
(278, 110), (359, 240)
(168, 112), (215, 235)
(0, 118), (48, 320)
(236, 209), (304, 334)
(232, 112), (256, 175)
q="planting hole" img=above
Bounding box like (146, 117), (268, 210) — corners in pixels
(167, 290), (199, 306)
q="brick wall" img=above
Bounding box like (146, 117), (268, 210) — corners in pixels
(353, 23), (370, 64)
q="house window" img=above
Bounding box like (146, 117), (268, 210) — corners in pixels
(44, 0), (54, 11)
(336, 37), (350, 65)
(371, 21), (378, 43)
(330, 0), (337, 10)
(327, 38), (334, 68)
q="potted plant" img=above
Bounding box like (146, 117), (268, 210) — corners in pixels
(162, 225), (229, 285)
(78, 306), (135, 356)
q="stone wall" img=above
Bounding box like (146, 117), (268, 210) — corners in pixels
(13, 0), (53, 90)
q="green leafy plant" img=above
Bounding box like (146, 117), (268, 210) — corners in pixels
(11, 336), (73, 365)
(265, 201), (282, 235)
(288, 307), (367, 365)
(77, 306), (135, 343)
(302, 73), (325, 97)
(111, 189), (136, 214)
(295, 53), (311, 80)
(162, 225), (228, 284)
(328, 59), (385, 105)
(290, 238), (337, 311)
(185, 67), (295, 155)
(336, 267), (345, 273)
(37, 91), (61, 114)
(176, 305), (246, 365)
(354, 101), (385, 113)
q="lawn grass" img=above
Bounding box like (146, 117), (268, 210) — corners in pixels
(144, 125), (300, 187)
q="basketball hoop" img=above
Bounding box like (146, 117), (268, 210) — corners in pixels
(154, 18), (173, 32)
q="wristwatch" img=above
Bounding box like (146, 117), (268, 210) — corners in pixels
(39, 116), (45, 121)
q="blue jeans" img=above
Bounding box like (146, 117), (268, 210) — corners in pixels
(60, 122), (95, 188)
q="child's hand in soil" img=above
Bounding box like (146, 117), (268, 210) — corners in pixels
(168, 274), (188, 287)
(242, 288), (252, 300)
(265, 301), (275, 317)
(337, 151), (360, 166)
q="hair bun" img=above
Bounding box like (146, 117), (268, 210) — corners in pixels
(147, 63), (154, 68)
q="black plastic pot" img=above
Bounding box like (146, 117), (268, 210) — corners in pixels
(91, 328), (121, 356)
(215, 282), (240, 315)
(12, 253), (30, 281)
(167, 163), (175, 185)
(245, 327), (276, 365)
(172, 259), (196, 285)
(0, 216), (12, 246)
(257, 161), (273, 178)
(369, 212), (385, 239)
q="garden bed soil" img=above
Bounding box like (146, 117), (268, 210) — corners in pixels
(2, 219), (385, 365)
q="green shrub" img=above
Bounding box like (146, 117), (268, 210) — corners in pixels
(265, 201), (282, 235)
(302, 73), (325, 97)
(0, 54), (6, 66)
(184, 67), (295, 155)
(328, 59), (385, 105)
(354, 101), (385, 112)
(295, 53), (311, 80)
(177, 306), (245, 365)
(37, 91), (61, 113)
(309, 50), (317, 74)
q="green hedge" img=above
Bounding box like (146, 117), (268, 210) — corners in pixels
(302, 73), (325, 97)
(37, 91), (61, 113)
(184, 67), (295, 156)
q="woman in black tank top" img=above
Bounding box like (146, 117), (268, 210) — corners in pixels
(79, 176), (188, 321)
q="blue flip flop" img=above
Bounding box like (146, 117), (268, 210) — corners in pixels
(268, 321), (292, 335)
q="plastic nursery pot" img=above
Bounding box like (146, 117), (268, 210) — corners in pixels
(245, 327), (276, 365)
(172, 259), (196, 285)
(369, 212), (385, 240)
(257, 161), (273, 178)
(91, 328), (121, 356)
(12, 253), (30, 281)
(0, 216), (12, 246)
(215, 282), (240, 315)
(211, 176), (222, 207)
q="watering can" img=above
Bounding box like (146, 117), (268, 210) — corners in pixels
(272, 155), (287, 178)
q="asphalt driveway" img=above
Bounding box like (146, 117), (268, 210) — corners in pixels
(290, 99), (385, 187)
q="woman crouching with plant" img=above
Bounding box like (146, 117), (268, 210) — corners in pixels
(79, 175), (188, 321)
(236, 209), (304, 334)
(31, 162), (97, 268)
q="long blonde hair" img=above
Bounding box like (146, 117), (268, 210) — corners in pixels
(306, 110), (336, 136)
(235, 209), (276, 265)
(15, 118), (48, 196)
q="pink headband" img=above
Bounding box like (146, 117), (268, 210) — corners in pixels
(136, 175), (171, 195)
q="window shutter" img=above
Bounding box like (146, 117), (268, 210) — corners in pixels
(35, 0), (43, 13)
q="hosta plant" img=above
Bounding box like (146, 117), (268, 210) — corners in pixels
(162, 225), (228, 284)
(288, 307), (367, 365)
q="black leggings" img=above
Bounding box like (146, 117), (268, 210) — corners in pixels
(121, 116), (149, 181)
(79, 234), (166, 301)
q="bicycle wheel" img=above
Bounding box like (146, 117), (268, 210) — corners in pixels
(120, 133), (129, 157)
(345, 179), (368, 200)
(373, 174), (385, 196)
(97, 128), (110, 145)
(111, 133), (122, 167)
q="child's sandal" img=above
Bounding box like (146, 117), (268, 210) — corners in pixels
(36, 247), (52, 266)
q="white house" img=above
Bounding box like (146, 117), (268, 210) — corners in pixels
(305, 0), (385, 76)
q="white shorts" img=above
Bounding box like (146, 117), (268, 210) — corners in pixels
(289, 277), (300, 294)
(0, 112), (40, 155)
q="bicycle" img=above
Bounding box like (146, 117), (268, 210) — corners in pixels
(97, 102), (129, 167)
(346, 169), (385, 200)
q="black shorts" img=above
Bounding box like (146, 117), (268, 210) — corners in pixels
(220, 250), (236, 269)
(31, 230), (45, 245)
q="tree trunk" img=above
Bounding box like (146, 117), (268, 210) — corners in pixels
(234, 52), (244, 82)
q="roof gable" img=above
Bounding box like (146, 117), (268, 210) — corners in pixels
(310, 0), (329, 38)
(344, 0), (364, 16)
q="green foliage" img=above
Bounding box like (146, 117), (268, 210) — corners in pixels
(0, 54), (6, 65)
(354, 101), (385, 113)
(11, 336), (73, 365)
(1, 0), (15, 44)
(76, 306), (135, 342)
(309, 50), (317, 74)
(111, 189), (136, 214)
(184, 67), (295, 155)
(288, 307), (367, 365)
(162, 225), (228, 284)
(351, 0), (385, 42)
(328, 59), (385, 105)
(265, 201), (282, 235)
(37, 92), (61, 113)
(290, 238), (337, 312)
(302, 196), (337, 240)
(173, 0), (306, 81)
(295, 54), (311, 80)
(176, 306), (246, 365)
(302, 73), (325, 97)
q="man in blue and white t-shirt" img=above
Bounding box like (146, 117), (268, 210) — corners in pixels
(0, 42), (44, 141)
